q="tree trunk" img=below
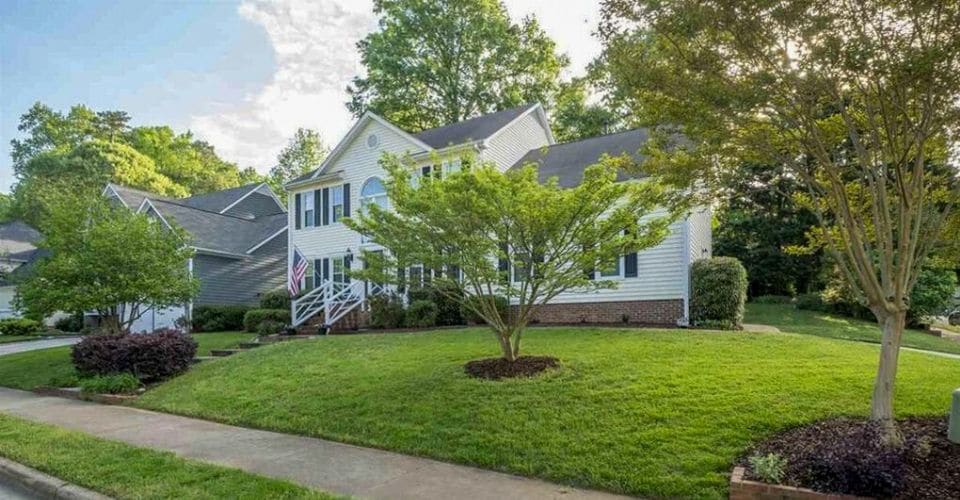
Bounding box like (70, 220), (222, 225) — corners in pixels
(497, 332), (515, 361)
(871, 309), (906, 446)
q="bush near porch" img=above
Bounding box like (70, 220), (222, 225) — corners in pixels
(136, 326), (960, 498)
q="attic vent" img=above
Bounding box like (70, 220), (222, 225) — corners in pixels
(367, 134), (379, 149)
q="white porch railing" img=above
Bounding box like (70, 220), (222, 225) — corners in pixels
(291, 279), (365, 330)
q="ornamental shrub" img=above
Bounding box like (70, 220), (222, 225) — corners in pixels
(0, 318), (43, 336)
(405, 300), (438, 328)
(749, 453), (787, 484)
(369, 293), (405, 329)
(408, 283), (464, 325)
(191, 305), (250, 332)
(79, 373), (140, 394)
(259, 288), (292, 310)
(256, 320), (285, 337)
(907, 266), (957, 325)
(71, 329), (197, 382)
(460, 295), (509, 325)
(691, 257), (748, 329)
(54, 312), (85, 333)
(243, 309), (290, 332)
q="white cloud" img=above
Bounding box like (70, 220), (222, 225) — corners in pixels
(190, 0), (602, 173)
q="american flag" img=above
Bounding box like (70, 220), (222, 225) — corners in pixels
(289, 247), (308, 296)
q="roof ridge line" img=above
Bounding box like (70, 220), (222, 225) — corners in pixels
(149, 198), (264, 222)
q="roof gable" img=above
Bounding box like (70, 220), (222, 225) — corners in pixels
(413, 103), (541, 149)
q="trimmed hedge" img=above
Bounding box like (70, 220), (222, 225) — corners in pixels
(0, 318), (43, 336)
(369, 293), (405, 329)
(71, 329), (197, 382)
(54, 312), (84, 333)
(691, 257), (748, 329)
(243, 309), (290, 332)
(460, 295), (509, 325)
(259, 288), (292, 310)
(406, 300), (438, 328)
(191, 305), (251, 332)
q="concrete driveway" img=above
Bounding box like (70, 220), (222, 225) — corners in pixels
(0, 337), (80, 357)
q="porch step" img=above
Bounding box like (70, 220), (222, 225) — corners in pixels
(210, 349), (243, 357)
(238, 342), (264, 349)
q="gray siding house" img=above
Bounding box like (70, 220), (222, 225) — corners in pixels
(104, 183), (288, 328)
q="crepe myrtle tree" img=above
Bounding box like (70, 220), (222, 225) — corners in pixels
(345, 154), (672, 361)
(17, 189), (198, 334)
(600, 0), (960, 443)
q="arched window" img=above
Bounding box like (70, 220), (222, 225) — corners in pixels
(361, 177), (388, 212)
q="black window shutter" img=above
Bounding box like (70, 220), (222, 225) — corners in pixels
(313, 259), (322, 284)
(625, 253), (638, 278)
(294, 193), (302, 230)
(498, 242), (510, 284)
(397, 267), (406, 293)
(343, 183), (350, 217)
(321, 188), (329, 225)
(624, 228), (638, 278)
(322, 258), (330, 282)
(313, 190), (321, 227)
(344, 254), (352, 283)
(422, 166), (431, 178)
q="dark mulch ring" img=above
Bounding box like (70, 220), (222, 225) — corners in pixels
(463, 356), (560, 380)
(740, 417), (959, 499)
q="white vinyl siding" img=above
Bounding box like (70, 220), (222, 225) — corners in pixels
(480, 110), (552, 171)
(289, 119), (427, 259)
(687, 205), (713, 262)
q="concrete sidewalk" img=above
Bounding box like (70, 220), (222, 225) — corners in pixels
(0, 388), (629, 500)
(0, 337), (80, 357)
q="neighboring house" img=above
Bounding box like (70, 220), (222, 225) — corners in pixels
(103, 183), (288, 331)
(0, 220), (44, 319)
(286, 103), (712, 330)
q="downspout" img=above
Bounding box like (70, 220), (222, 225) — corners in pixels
(187, 257), (194, 333)
(680, 218), (691, 327)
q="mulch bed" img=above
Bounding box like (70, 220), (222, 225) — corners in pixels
(740, 417), (959, 499)
(463, 356), (559, 380)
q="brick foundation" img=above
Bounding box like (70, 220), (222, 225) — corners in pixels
(729, 467), (869, 500)
(523, 299), (684, 326)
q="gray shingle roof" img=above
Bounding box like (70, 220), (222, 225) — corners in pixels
(179, 183), (262, 213)
(108, 184), (171, 209)
(0, 220), (41, 248)
(413, 103), (538, 149)
(147, 199), (284, 256)
(509, 129), (650, 188)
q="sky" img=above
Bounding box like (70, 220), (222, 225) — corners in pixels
(0, 0), (604, 193)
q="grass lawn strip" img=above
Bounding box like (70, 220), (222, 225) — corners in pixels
(0, 332), (251, 390)
(746, 304), (960, 355)
(135, 326), (960, 498)
(0, 413), (336, 499)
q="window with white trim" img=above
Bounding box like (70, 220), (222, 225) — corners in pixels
(600, 256), (622, 278)
(360, 177), (388, 212)
(332, 255), (347, 284)
(331, 185), (344, 223)
(303, 193), (315, 228)
(443, 159), (461, 175)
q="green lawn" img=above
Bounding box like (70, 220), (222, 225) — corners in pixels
(0, 332), (252, 390)
(745, 303), (960, 354)
(136, 327), (960, 498)
(0, 413), (334, 499)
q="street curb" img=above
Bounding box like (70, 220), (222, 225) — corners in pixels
(0, 456), (112, 499)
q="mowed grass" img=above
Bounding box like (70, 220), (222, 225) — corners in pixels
(0, 413), (335, 499)
(746, 303), (960, 355)
(0, 332), (252, 390)
(136, 327), (960, 498)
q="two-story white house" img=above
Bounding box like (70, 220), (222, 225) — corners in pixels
(286, 103), (711, 330)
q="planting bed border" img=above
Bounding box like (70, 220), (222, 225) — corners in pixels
(729, 466), (871, 500)
(33, 386), (138, 406)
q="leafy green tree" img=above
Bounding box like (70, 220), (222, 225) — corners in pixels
(347, 155), (671, 361)
(268, 128), (329, 199)
(347, 0), (568, 132)
(714, 163), (824, 297)
(126, 126), (247, 194)
(94, 111), (131, 143)
(10, 103), (100, 172)
(552, 78), (623, 143)
(600, 0), (960, 442)
(17, 190), (198, 334)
